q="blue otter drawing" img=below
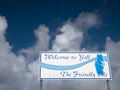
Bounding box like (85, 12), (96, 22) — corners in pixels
(95, 54), (104, 75)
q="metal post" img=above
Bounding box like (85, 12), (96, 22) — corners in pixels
(40, 80), (43, 90)
(106, 80), (110, 90)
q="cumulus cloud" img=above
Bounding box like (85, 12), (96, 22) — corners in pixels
(52, 12), (100, 51)
(0, 15), (7, 33)
(20, 25), (50, 63)
(0, 15), (31, 90)
(52, 24), (83, 51)
(0, 15), (41, 90)
(73, 12), (100, 30)
(0, 14), (51, 90)
(44, 12), (107, 90)
(44, 12), (120, 90)
(19, 24), (51, 90)
(0, 11), (120, 90)
(0, 12), (105, 90)
(105, 37), (120, 90)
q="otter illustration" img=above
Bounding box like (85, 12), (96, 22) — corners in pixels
(95, 54), (105, 75)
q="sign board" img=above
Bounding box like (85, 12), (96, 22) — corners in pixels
(39, 52), (112, 80)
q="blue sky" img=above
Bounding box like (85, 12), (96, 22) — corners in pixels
(0, 0), (120, 90)
(0, 0), (120, 52)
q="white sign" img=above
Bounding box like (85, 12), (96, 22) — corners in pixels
(39, 52), (112, 80)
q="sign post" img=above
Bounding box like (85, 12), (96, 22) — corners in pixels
(39, 51), (112, 89)
(106, 80), (110, 90)
(40, 80), (43, 90)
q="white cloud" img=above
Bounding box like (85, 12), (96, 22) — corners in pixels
(18, 24), (51, 90)
(52, 12), (100, 51)
(0, 12), (120, 90)
(18, 25), (51, 90)
(20, 25), (50, 62)
(0, 15), (51, 90)
(43, 12), (120, 90)
(0, 15), (34, 90)
(73, 12), (100, 30)
(0, 15), (7, 33)
(45, 12), (108, 90)
(0, 12), (103, 90)
(105, 37), (120, 90)
(52, 24), (83, 51)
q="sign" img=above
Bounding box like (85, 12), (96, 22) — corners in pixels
(39, 51), (112, 80)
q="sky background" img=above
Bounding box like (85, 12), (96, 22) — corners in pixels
(0, 0), (120, 90)
(0, 0), (120, 52)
